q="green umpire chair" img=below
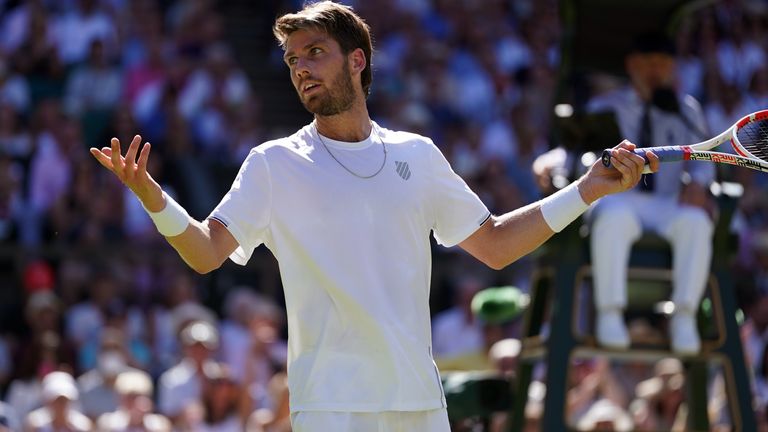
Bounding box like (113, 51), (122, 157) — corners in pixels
(509, 186), (756, 431)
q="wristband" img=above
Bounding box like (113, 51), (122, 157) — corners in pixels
(540, 182), (589, 232)
(144, 192), (190, 237)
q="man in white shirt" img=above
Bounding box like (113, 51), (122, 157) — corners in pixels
(89, 2), (655, 430)
(588, 34), (715, 355)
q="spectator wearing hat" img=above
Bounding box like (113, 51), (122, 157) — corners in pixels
(435, 286), (528, 371)
(97, 370), (171, 432)
(157, 320), (219, 427)
(575, 398), (634, 431)
(76, 327), (148, 420)
(24, 371), (92, 431)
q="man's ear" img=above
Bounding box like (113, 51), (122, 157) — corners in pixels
(348, 48), (366, 73)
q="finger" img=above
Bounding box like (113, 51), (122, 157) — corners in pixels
(110, 138), (125, 173)
(615, 139), (637, 151)
(611, 149), (641, 184)
(609, 149), (634, 176)
(613, 148), (645, 175)
(90, 147), (115, 170)
(136, 142), (151, 174)
(124, 135), (142, 167)
(645, 150), (660, 172)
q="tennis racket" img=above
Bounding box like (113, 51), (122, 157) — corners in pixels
(601, 109), (768, 173)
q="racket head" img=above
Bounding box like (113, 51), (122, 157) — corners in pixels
(731, 109), (768, 164)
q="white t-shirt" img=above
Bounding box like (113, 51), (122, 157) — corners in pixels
(209, 121), (489, 412)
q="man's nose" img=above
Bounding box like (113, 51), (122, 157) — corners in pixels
(295, 58), (311, 79)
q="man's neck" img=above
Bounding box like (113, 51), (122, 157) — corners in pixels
(314, 101), (372, 142)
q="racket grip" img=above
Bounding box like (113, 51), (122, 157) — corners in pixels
(601, 146), (686, 168)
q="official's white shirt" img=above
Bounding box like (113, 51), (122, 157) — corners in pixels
(588, 87), (715, 195)
(210, 121), (490, 412)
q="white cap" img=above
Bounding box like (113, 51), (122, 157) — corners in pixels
(576, 399), (633, 431)
(115, 370), (153, 397)
(180, 321), (219, 350)
(41, 371), (78, 402)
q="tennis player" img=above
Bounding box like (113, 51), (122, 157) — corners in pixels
(90, 2), (657, 430)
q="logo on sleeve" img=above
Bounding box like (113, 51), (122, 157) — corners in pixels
(395, 161), (411, 180)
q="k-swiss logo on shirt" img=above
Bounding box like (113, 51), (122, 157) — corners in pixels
(395, 161), (411, 180)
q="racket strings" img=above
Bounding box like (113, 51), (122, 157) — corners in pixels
(736, 119), (768, 163)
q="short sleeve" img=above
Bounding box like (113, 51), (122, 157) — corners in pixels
(427, 141), (490, 247)
(208, 148), (272, 265)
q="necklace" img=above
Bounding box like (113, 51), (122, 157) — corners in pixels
(315, 123), (387, 179)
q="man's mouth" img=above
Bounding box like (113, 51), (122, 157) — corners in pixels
(302, 83), (321, 95)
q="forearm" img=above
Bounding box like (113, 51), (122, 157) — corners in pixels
(468, 178), (592, 269)
(484, 202), (556, 268)
(147, 193), (235, 274)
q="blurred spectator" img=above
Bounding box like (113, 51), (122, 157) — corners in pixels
(149, 268), (213, 373)
(566, 357), (628, 426)
(157, 320), (219, 427)
(179, 43), (251, 156)
(65, 271), (123, 350)
(7, 290), (76, 419)
(715, 20), (766, 91)
(64, 38), (122, 117)
(24, 371), (92, 431)
(77, 305), (150, 372)
(123, 34), (167, 105)
(97, 369), (171, 432)
(50, 0), (117, 66)
(0, 102), (32, 160)
(0, 401), (21, 432)
(188, 363), (248, 432)
(27, 100), (70, 212)
(436, 286), (527, 371)
(77, 326), (149, 419)
(630, 358), (688, 430)
(132, 51), (194, 146)
(0, 58), (30, 113)
(432, 276), (485, 359)
(246, 372), (291, 432)
(488, 338), (521, 379)
(10, 3), (66, 104)
(220, 288), (286, 398)
(575, 398), (634, 431)
(0, 150), (22, 243)
(76, 348), (124, 420)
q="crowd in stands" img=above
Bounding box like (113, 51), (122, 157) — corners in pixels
(0, 0), (767, 430)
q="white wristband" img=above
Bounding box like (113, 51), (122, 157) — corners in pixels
(144, 192), (190, 237)
(540, 182), (589, 232)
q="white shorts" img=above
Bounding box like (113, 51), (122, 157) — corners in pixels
(290, 408), (451, 432)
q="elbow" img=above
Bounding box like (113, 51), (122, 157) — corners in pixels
(191, 265), (215, 275)
(188, 259), (221, 275)
(484, 254), (513, 271)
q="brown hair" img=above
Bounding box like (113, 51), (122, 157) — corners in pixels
(273, 1), (373, 96)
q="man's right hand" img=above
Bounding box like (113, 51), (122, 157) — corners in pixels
(90, 135), (165, 212)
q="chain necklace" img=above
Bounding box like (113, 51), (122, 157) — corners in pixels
(315, 123), (387, 179)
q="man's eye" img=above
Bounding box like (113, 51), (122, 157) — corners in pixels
(287, 57), (297, 65)
(311, 47), (323, 54)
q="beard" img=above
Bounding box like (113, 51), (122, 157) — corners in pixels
(299, 62), (356, 117)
